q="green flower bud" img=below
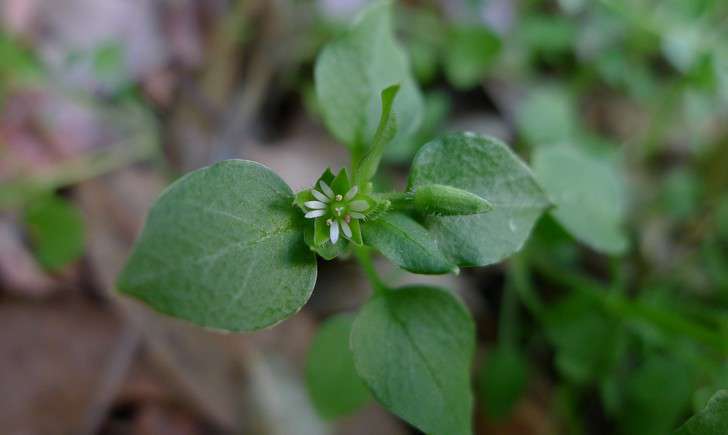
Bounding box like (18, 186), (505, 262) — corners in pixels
(413, 184), (493, 216)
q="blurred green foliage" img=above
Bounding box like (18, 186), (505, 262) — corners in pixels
(24, 195), (85, 271)
(306, 314), (370, 419)
(2, 0), (727, 431)
(0, 33), (41, 105)
(676, 390), (728, 435)
(477, 345), (529, 420)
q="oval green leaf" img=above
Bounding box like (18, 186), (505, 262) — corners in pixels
(408, 133), (550, 267)
(117, 159), (317, 332)
(351, 286), (475, 435)
(362, 212), (456, 274)
(532, 144), (628, 255)
(306, 314), (370, 420)
(315, 0), (423, 150)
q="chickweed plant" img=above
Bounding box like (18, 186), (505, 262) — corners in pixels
(115, 2), (691, 433)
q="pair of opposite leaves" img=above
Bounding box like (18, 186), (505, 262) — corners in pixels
(116, 132), (549, 435)
(117, 132), (550, 332)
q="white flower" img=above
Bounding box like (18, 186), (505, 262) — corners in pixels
(304, 181), (368, 244)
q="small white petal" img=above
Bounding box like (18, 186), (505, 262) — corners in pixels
(311, 189), (330, 203)
(349, 200), (369, 212)
(340, 220), (352, 238)
(344, 185), (358, 201)
(304, 210), (326, 218)
(319, 181), (335, 199)
(349, 212), (366, 220)
(329, 220), (340, 244)
(304, 201), (327, 209)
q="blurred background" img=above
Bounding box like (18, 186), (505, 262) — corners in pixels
(1, 0), (727, 434)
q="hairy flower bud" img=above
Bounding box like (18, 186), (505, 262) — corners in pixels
(413, 184), (493, 216)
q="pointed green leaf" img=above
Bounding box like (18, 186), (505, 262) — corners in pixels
(117, 160), (317, 332)
(351, 286), (475, 435)
(362, 212), (456, 274)
(355, 84), (400, 185)
(533, 144), (628, 255)
(315, 0), (423, 150)
(306, 314), (371, 420)
(676, 390), (728, 435)
(408, 133), (550, 267)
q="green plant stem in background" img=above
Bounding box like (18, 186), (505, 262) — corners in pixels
(641, 79), (687, 159)
(498, 282), (520, 347)
(609, 257), (628, 295)
(532, 259), (728, 355)
(0, 101), (158, 209)
(354, 247), (389, 295)
(509, 254), (545, 317)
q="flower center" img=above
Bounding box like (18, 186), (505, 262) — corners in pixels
(332, 202), (346, 217)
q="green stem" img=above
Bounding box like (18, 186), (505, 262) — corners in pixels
(532, 259), (728, 355)
(498, 282), (519, 347)
(509, 253), (545, 318)
(378, 192), (414, 210)
(354, 247), (389, 296)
